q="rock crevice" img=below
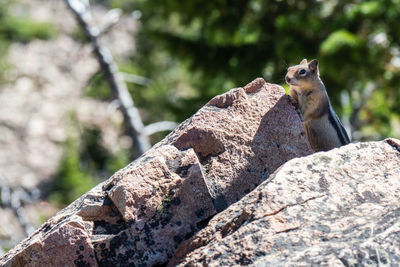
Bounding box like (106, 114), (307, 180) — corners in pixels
(0, 78), (317, 266)
(170, 138), (400, 266)
(2, 79), (399, 266)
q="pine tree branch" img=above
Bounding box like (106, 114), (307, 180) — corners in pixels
(0, 184), (36, 236)
(143, 121), (178, 136)
(64, 0), (151, 157)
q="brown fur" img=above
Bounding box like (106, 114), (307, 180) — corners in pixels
(286, 59), (329, 122)
(285, 59), (349, 151)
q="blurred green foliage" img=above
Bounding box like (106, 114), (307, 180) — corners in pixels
(98, 0), (400, 141)
(84, 71), (112, 101)
(0, 0), (56, 81)
(49, 120), (130, 205)
(0, 0), (56, 42)
(0, 15), (56, 43)
(49, 137), (97, 205)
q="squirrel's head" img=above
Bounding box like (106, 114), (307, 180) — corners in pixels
(285, 59), (320, 88)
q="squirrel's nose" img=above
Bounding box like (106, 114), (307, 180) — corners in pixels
(285, 75), (291, 83)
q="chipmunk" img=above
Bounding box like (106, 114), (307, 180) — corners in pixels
(285, 59), (350, 152)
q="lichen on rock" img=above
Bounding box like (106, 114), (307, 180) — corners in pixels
(0, 78), (314, 266)
(170, 138), (400, 266)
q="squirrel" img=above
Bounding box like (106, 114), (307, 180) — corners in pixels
(285, 59), (350, 152)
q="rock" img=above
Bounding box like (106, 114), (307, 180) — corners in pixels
(0, 78), (312, 266)
(170, 139), (400, 266)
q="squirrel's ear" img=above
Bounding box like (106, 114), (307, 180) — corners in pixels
(300, 59), (308, 65)
(308, 59), (319, 73)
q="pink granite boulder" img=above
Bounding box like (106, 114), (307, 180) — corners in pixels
(0, 78), (312, 266)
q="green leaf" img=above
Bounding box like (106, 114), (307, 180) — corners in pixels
(320, 30), (361, 55)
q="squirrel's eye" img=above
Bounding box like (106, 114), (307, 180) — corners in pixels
(299, 69), (306, 76)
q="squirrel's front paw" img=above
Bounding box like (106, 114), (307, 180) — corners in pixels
(286, 95), (297, 107)
(286, 95), (303, 120)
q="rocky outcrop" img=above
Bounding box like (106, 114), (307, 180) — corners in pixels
(170, 138), (400, 266)
(0, 78), (312, 266)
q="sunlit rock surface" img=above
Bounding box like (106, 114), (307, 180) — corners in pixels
(171, 139), (400, 266)
(0, 78), (312, 266)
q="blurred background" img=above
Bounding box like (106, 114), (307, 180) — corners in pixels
(1, 0), (400, 254)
